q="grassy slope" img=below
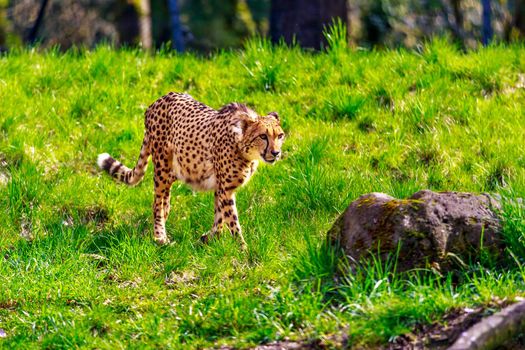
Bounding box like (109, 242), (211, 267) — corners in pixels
(1, 40), (525, 348)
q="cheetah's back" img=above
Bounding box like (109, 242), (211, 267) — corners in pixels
(145, 93), (218, 191)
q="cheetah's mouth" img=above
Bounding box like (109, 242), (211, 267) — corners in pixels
(261, 154), (277, 164)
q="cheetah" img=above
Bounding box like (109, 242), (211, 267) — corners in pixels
(97, 92), (285, 248)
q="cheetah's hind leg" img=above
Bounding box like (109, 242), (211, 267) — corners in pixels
(152, 171), (174, 245)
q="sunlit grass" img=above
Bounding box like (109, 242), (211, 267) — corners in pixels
(0, 37), (525, 348)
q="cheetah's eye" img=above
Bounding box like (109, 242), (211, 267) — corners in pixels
(259, 134), (268, 140)
(277, 133), (284, 140)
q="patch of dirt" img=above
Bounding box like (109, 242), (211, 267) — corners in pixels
(165, 270), (199, 287)
(80, 253), (108, 267)
(79, 206), (109, 225)
(0, 300), (18, 310)
(217, 334), (348, 350)
(216, 300), (521, 350)
(90, 322), (110, 337)
(449, 299), (525, 350)
(387, 299), (514, 349)
(498, 334), (525, 350)
(251, 341), (312, 349)
(20, 215), (33, 241)
(388, 308), (488, 349)
(60, 205), (109, 229)
(0, 153), (11, 186)
(503, 73), (525, 95)
(0, 171), (9, 186)
(102, 272), (143, 289)
(117, 277), (142, 289)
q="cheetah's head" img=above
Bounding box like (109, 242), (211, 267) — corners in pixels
(226, 104), (285, 164)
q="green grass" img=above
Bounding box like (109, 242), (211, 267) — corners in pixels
(1, 36), (525, 348)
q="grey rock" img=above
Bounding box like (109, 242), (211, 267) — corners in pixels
(328, 190), (505, 273)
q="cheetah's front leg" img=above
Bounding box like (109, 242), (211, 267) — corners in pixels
(201, 188), (247, 250)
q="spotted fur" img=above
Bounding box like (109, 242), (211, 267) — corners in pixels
(97, 92), (285, 247)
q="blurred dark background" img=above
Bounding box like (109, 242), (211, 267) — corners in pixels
(1, 0), (524, 52)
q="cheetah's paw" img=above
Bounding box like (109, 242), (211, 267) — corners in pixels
(154, 234), (170, 245)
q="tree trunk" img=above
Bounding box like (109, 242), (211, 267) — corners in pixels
(270, 0), (348, 49)
(481, 0), (493, 45)
(512, 0), (525, 38)
(167, 0), (184, 52)
(451, 0), (464, 42)
(451, 0), (463, 30)
(28, 0), (49, 44)
(139, 0), (152, 49)
(114, 0), (140, 46)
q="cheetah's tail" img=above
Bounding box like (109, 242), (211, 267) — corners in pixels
(97, 135), (150, 186)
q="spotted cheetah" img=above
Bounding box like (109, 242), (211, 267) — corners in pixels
(97, 92), (285, 248)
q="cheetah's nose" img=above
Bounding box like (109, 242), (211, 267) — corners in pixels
(271, 150), (280, 157)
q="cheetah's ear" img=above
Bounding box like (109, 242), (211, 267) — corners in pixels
(232, 112), (256, 141)
(268, 112), (280, 123)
